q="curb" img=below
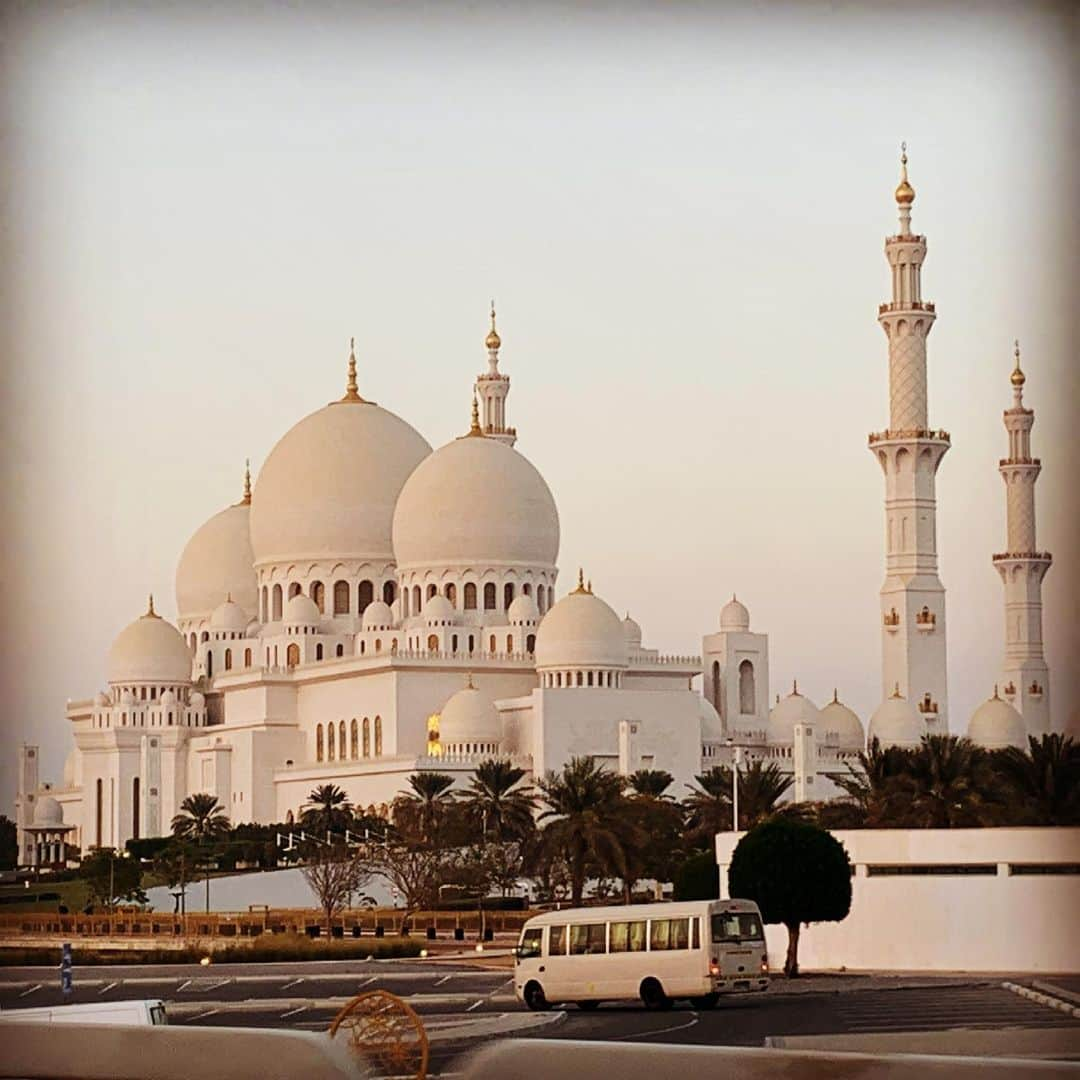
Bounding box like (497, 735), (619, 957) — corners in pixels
(1031, 980), (1080, 1008)
(1001, 980), (1080, 1019)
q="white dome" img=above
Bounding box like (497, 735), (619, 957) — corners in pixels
(284, 593), (321, 626)
(160, 688), (177, 706)
(438, 683), (501, 747)
(622, 613), (642, 649)
(250, 396), (431, 567)
(33, 796), (64, 827)
(819, 693), (865, 751)
(392, 435), (559, 571)
(94, 690), (110, 707)
(967, 692), (1027, 750)
(700, 697), (724, 742)
(210, 596), (249, 632)
(245, 618), (262, 637)
(362, 600), (394, 630)
(190, 690), (206, 709)
(720, 596), (750, 632)
(423, 594), (456, 625)
(107, 602), (193, 686)
(508, 593), (540, 625)
(534, 586), (628, 671)
(175, 501), (257, 622)
(120, 689), (135, 706)
(867, 690), (925, 749)
(767, 686), (820, 744)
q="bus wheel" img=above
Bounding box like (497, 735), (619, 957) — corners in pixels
(524, 981), (550, 1011)
(576, 1001), (600, 1010)
(640, 978), (671, 1011)
(690, 993), (719, 1009)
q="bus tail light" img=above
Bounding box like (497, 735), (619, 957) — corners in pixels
(709, 961), (720, 976)
(761, 958), (768, 972)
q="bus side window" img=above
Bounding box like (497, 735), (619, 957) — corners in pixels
(549, 925), (566, 956)
(671, 917), (690, 950)
(691, 916), (700, 950)
(650, 919), (671, 951)
(569, 924), (606, 955)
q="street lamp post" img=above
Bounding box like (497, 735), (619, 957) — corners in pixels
(727, 741), (743, 832)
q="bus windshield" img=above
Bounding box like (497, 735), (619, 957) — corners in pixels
(711, 911), (764, 943)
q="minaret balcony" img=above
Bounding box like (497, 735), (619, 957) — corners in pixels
(998, 457), (1040, 468)
(878, 301), (935, 314)
(991, 550), (1052, 564)
(1002, 681), (1017, 700)
(1028, 681), (1044, 700)
(915, 607), (936, 632)
(917, 693), (939, 716)
(882, 608), (901, 632)
(869, 428), (950, 446)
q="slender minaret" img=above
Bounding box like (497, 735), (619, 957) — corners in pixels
(474, 302), (516, 446)
(869, 145), (949, 732)
(993, 342), (1052, 734)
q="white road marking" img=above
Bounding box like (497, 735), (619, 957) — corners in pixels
(186, 1008), (221, 1023)
(176, 979), (192, 992)
(204, 978), (232, 992)
(434, 975), (451, 987)
(616, 1013), (699, 1040)
(361, 975), (378, 986)
(282, 977), (305, 990)
(280, 1006), (307, 1019)
(466, 999), (484, 1012)
(17, 984), (42, 998)
(99, 981), (119, 995)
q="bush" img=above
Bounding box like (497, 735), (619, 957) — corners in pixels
(672, 851), (719, 901)
(126, 837), (174, 861)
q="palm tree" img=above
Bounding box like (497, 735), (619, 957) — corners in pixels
(901, 735), (998, 828)
(994, 733), (1080, 825)
(833, 737), (914, 826)
(301, 784), (353, 836)
(538, 756), (633, 905)
(683, 767), (733, 842)
(171, 793), (230, 841)
(627, 769), (675, 799)
(458, 759), (536, 842)
(394, 772), (456, 845)
(738, 759), (794, 827)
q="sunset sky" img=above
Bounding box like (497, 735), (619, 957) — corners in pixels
(1, 2), (1076, 806)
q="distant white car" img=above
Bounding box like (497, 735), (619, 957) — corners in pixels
(0, 999), (167, 1026)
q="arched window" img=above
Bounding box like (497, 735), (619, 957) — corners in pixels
(374, 716), (383, 756)
(375, 639), (382, 653)
(260, 586), (268, 622)
(358, 580), (373, 613)
(289, 582), (302, 599)
(272, 584), (283, 621)
(351, 719), (359, 759)
(339, 720), (346, 759)
(712, 661), (721, 711)
(316, 643), (324, 660)
(739, 659), (755, 714)
(336, 643), (344, 657)
(363, 717), (371, 757)
(548, 586), (554, 610)
(287, 643), (300, 668)
(506, 634), (513, 653)
(316, 724), (324, 762)
(96, 778), (103, 847)
(587, 672), (594, 687)
(244, 647), (252, 667)
(523, 583), (532, 596)
(504, 583), (514, 609)
(489, 634), (496, 654)
(452, 634), (459, 653)
(391, 639), (398, 654)
(427, 583), (438, 600)
(483, 583), (497, 610)
(445, 583), (457, 606)
(468, 634), (475, 653)
(200, 631), (209, 644)
(328, 723), (336, 761)
(311, 580), (325, 613)
(556, 672), (563, 688)
(464, 583), (478, 610)
(383, 580), (396, 605)
(333, 580), (350, 614)
(576, 671), (583, 686)
(286, 810), (294, 825)
(427, 634), (439, 652)
(224, 648), (233, 671)
(206, 651), (213, 678)
(132, 777), (140, 840)
(538, 587), (546, 614)
(412, 585), (422, 612)
(526, 633), (536, 653)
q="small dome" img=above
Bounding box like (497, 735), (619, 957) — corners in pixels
(210, 596), (248, 633)
(438, 682), (501, 747)
(362, 600), (394, 630)
(423, 594), (456, 625)
(33, 796), (64, 827)
(284, 593), (321, 626)
(245, 618), (262, 638)
(534, 584), (628, 671)
(767, 685), (820, 745)
(175, 501), (257, 623)
(819, 692), (865, 751)
(622, 613), (642, 649)
(508, 593), (540, 625)
(967, 691), (1027, 750)
(190, 690), (206, 709)
(699, 697), (724, 742)
(94, 690), (110, 707)
(867, 688), (925, 748)
(107, 601), (193, 686)
(720, 596), (750, 632)
(160, 688), (177, 706)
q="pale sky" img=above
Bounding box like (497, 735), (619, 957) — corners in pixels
(1, 2), (1077, 808)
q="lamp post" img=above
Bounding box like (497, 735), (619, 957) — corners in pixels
(726, 740), (743, 832)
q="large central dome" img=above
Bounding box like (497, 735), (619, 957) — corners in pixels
(251, 390), (431, 569)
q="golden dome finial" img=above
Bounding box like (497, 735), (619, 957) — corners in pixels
(341, 337), (364, 402)
(833, 687), (839, 704)
(891, 682), (902, 698)
(993, 683), (1000, 699)
(147, 593), (156, 617)
(466, 394), (483, 436)
(242, 459), (252, 505)
(895, 141), (915, 206)
(587, 579), (593, 594)
(485, 299), (501, 351)
(465, 671), (475, 690)
(572, 567), (587, 594)
(792, 678), (799, 695)
(1011, 339), (1026, 388)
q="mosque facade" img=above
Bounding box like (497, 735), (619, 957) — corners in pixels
(15, 158), (1056, 866)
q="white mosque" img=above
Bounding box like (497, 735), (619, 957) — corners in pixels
(15, 153), (1056, 866)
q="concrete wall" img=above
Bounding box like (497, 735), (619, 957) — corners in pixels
(716, 827), (1080, 973)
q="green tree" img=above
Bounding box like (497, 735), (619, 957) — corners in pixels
(833, 738), (914, 826)
(738, 760), (794, 827)
(171, 793), (230, 841)
(394, 773), (457, 846)
(538, 756), (631, 905)
(994, 733), (1080, 825)
(627, 769), (675, 799)
(457, 760), (536, 842)
(682, 767), (732, 844)
(901, 735), (999, 827)
(300, 841), (371, 935)
(301, 784), (353, 836)
(0, 815), (17, 870)
(728, 818), (852, 977)
(672, 850), (719, 901)
(623, 775), (683, 900)
(81, 848), (147, 909)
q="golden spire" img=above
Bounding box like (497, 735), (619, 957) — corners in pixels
(572, 567), (588, 594)
(891, 682), (902, 698)
(341, 337), (364, 402)
(466, 394), (484, 436)
(485, 299), (501, 351)
(587, 579), (593, 594)
(833, 687), (839, 704)
(226, 591), (233, 603)
(895, 141), (915, 206)
(465, 672), (475, 690)
(1011, 339), (1026, 388)
(242, 459), (251, 505)
(992, 683), (1000, 699)
(792, 679), (799, 695)
(147, 594), (156, 617)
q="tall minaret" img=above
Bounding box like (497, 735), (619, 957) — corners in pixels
(993, 342), (1052, 734)
(474, 302), (516, 446)
(868, 145), (950, 732)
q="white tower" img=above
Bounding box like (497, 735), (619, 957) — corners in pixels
(474, 302), (516, 446)
(993, 342), (1052, 734)
(868, 146), (949, 733)
(702, 597), (770, 740)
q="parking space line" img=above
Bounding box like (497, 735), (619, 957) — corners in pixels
(466, 999), (484, 1012)
(17, 984), (42, 998)
(185, 1009), (220, 1023)
(282, 977), (305, 990)
(280, 1006), (307, 1019)
(99, 981), (119, 995)
(434, 975), (451, 987)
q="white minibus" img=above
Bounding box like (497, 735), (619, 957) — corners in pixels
(0, 999), (168, 1026)
(513, 899), (768, 1011)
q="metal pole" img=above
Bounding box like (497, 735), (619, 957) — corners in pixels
(732, 747), (741, 833)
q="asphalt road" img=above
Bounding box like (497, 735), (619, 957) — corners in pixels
(3, 962), (1078, 1076)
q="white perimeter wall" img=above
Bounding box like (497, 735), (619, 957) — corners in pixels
(716, 827), (1080, 973)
